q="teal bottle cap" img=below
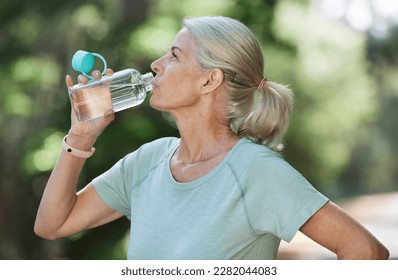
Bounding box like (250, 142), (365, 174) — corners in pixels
(71, 50), (107, 79)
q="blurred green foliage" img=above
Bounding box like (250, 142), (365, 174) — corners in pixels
(0, 0), (396, 259)
(272, 0), (376, 188)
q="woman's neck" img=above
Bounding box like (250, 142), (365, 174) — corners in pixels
(169, 119), (239, 183)
(174, 116), (239, 164)
(170, 86), (239, 164)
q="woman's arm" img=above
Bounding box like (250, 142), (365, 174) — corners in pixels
(300, 201), (389, 259)
(34, 71), (121, 240)
(34, 142), (122, 240)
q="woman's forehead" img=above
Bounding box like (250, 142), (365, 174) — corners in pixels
(172, 28), (196, 51)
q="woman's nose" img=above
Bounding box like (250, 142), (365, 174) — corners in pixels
(151, 57), (162, 75)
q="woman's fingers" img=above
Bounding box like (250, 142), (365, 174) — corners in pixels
(65, 75), (74, 88)
(104, 68), (114, 76)
(66, 68), (113, 88)
(91, 70), (102, 80)
(78, 74), (88, 84)
(102, 109), (115, 125)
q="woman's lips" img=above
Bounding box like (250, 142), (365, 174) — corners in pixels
(152, 79), (158, 87)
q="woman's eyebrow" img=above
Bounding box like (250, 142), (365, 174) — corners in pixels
(171, 46), (183, 53)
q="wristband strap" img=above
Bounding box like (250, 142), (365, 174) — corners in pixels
(62, 135), (95, 158)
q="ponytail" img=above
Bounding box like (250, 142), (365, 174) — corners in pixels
(231, 80), (294, 151)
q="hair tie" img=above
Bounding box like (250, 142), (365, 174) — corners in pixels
(257, 77), (267, 91)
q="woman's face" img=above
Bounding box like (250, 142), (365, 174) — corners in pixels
(150, 28), (205, 112)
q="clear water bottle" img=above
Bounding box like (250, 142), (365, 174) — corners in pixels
(68, 50), (154, 122)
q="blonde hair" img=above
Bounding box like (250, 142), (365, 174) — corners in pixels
(183, 16), (294, 151)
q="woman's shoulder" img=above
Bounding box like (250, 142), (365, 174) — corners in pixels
(233, 138), (284, 162)
(233, 138), (317, 196)
(230, 138), (298, 178)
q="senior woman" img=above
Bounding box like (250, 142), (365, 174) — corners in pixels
(34, 16), (389, 260)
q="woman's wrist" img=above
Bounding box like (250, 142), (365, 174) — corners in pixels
(65, 130), (98, 151)
(62, 136), (96, 158)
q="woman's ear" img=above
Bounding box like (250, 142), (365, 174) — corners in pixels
(200, 69), (224, 95)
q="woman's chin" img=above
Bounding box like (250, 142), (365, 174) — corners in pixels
(149, 97), (166, 112)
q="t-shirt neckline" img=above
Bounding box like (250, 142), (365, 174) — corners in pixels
(165, 137), (249, 191)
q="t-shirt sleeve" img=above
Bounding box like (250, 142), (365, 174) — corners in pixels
(91, 137), (179, 220)
(92, 153), (135, 219)
(243, 154), (329, 242)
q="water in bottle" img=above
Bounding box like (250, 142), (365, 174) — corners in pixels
(68, 50), (154, 122)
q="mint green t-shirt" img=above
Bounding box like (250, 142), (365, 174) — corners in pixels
(92, 137), (328, 259)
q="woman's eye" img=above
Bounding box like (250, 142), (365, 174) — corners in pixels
(171, 51), (177, 59)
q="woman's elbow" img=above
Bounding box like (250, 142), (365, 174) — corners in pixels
(33, 222), (60, 241)
(368, 243), (389, 260)
(339, 241), (390, 260)
(360, 237), (390, 260)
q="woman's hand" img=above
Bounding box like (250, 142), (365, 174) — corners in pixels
(65, 69), (115, 148)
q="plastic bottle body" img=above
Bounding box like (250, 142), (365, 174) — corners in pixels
(68, 69), (153, 122)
